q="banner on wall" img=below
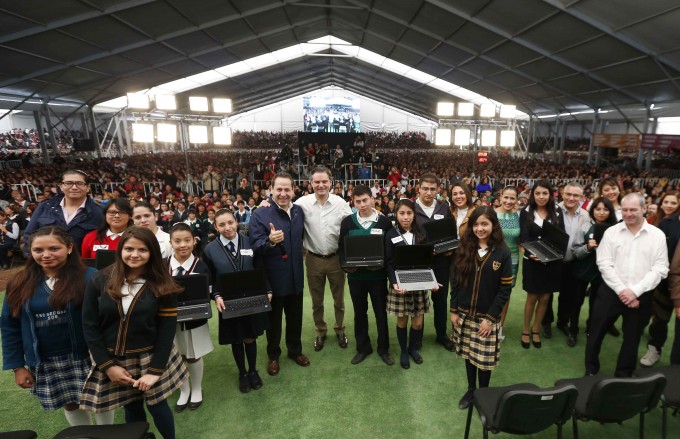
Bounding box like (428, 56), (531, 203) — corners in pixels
(303, 95), (360, 133)
(640, 134), (680, 151)
(592, 134), (640, 149)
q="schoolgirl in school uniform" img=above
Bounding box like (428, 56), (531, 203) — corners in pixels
(167, 223), (213, 412)
(1, 226), (114, 426)
(80, 226), (187, 439)
(202, 209), (269, 393)
(451, 206), (513, 410)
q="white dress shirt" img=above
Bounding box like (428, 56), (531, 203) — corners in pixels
(60, 198), (87, 224)
(596, 221), (669, 297)
(121, 279), (146, 315)
(155, 228), (172, 259)
(416, 198), (435, 218)
(170, 254), (196, 275)
(295, 193), (352, 255)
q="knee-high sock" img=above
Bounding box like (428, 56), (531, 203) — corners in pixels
(232, 343), (247, 375)
(64, 408), (91, 426)
(187, 358), (204, 402)
(396, 326), (408, 353)
(177, 361), (191, 405)
(478, 369), (492, 388)
(94, 410), (115, 425)
(465, 359), (477, 391)
(147, 400), (175, 439)
(244, 341), (258, 373)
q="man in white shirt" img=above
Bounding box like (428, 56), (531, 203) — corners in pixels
(586, 193), (669, 377)
(295, 166), (353, 351)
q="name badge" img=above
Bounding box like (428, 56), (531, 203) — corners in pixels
(433, 214), (444, 220)
(391, 236), (404, 244)
(93, 245), (109, 251)
(370, 229), (383, 235)
(240, 249), (254, 256)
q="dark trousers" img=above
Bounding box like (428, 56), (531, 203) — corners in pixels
(585, 284), (653, 377)
(431, 264), (450, 341)
(266, 293), (303, 360)
(585, 277), (604, 335)
(0, 238), (15, 267)
(543, 261), (580, 328)
(647, 284), (673, 351)
(671, 316), (680, 365)
(348, 278), (389, 355)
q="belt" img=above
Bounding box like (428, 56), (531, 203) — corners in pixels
(308, 251), (338, 259)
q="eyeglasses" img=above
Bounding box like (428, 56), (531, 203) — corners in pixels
(61, 181), (87, 187)
(420, 187), (438, 192)
(106, 211), (129, 217)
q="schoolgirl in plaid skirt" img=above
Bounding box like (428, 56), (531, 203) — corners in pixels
(1, 226), (114, 427)
(81, 227), (187, 439)
(450, 207), (513, 410)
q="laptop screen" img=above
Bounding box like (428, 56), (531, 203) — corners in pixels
(424, 218), (458, 243)
(95, 249), (116, 270)
(218, 268), (267, 299)
(395, 244), (434, 269)
(344, 235), (384, 259)
(543, 221), (569, 254)
(592, 223), (611, 243)
(174, 273), (211, 305)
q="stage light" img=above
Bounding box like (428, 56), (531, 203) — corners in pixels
(189, 96), (209, 112)
(481, 130), (497, 147)
(454, 129), (471, 146)
(213, 126), (232, 145)
(155, 95), (176, 111)
(127, 93), (149, 110)
(434, 129), (451, 146)
(157, 123), (177, 143)
(212, 98), (232, 113)
(188, 125), (208, 143)
(500, 130), (516, 147)
(500, 104), (516, 119)
(480, 103), (496, 118)
(436, 102), (454, 117)
(458, 102), (474, 117)
(131, 123), (153, 142)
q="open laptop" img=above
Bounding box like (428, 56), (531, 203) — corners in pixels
(173, 273), (213, 323)
(394, 244), (438, 291)
(95, 249), (116, 270)
(341, 235), (384, 268)
(423, 218), (459, 253)
(218, 268), (271, 319)
(592, 223), (612, 244)
(522, 220), (569, 263)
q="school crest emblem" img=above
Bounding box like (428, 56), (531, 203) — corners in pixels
(492, 261), (501, 271)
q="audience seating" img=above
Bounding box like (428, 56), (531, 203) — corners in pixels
(634, 365), (680, 439)
(0, 432), (37, 439)
(52, 421), (153, 439)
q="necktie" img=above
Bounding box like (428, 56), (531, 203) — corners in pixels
(227, 241), (236, 257)
(176, 266), (185, 276)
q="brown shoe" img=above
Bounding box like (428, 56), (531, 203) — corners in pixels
(337, 332), (348, 348)
(266, 359), (280, 376)
(288, 353), (311, 367)
(313, 335), (327, 351)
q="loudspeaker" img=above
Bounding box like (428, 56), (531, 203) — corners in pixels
(73, 138), (96, 152)
(528, 142), (542, 154)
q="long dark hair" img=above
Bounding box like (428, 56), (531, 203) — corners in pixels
(455, 207), (506, 287)
(105, 226), (182, 299)
(6, 226), (86, 318)
(95, 198), (132, 241)
(449, 180), (473, 210)
(597, 177), (623, 204)
(394, 199), (425, 243)
(527, 179), (559, 225)
(655, 190), (679, 226)
(588, 197), (618, 225)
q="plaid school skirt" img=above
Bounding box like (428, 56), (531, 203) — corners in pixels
(453, 311), (500, 371)
(386, 289), (430, 317)
(80, 346), (187, 412)
(28, 353), (92, 410)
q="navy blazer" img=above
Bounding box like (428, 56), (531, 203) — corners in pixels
(249, 199), (305, 296)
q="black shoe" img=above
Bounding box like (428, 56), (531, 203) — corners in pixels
(556, 322), (569, 337)
(248, 370), (263, 390)
(458, 390), (474, 410)
(337, 332), (348, 348)
(188, 400), (202, 410)
(531, 332), (542, 349)
(379, 353), (395, 366)
(437, 338), (456, 352)
(408, 349), (423, 364)
(567, 334), (577, 347)
(541, 324), (552, 339)
(521, 333), (530, 349)
(351, 351), (371, 365)
(313, 335), (327, 351)
(608, 325), (620, 337)
(175, 400), (189, 413)
(239, 373), (251, 393)
(400, 351), (410, 369)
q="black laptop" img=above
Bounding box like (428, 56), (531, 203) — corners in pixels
(218, 268), (271, 319)
(522, 220), (569, 263)
(95, 249), (117, 270)
(341, 234), (384, 268)
(394, 244), (438, 291)
(173, 273), (213, 322)
(423, 217), (459, 253)
(592, 223), (612, 244)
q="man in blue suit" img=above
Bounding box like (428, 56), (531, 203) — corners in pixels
(250, 172), (309, 376)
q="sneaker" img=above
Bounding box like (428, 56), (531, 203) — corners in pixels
(640, 345), (660, 367)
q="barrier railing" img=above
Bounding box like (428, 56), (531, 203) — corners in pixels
(11, 183), (38, 201)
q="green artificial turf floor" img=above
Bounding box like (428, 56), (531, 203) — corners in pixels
(1, 266), (678, 438)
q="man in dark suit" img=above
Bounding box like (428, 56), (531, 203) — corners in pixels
(250, 172), (309, 376)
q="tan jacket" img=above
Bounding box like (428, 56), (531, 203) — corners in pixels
(452, 206), (475, 238)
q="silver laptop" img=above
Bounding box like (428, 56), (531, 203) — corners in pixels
(219, 268), (271, 319)
(342, 234), (384, 268)
(394, 244), (438, 291)
(522, 220), (569, 263)
(174, 273), (213, 322)
(423, 217), (459, 254)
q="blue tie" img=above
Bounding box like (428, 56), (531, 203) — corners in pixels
(227, 241), (236, 257)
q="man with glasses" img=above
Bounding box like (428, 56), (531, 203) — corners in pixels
(24, 169), (103, 255)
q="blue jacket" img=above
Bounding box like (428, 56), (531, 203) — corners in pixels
(249, 199), (305, 296)
(24, 195), (104, 255)
(1, 267), (96, 369)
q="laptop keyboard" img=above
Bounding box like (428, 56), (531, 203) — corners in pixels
(178, 304), (210, 317)
(224, 296), (270, 312)
(398, 271), (435, 283)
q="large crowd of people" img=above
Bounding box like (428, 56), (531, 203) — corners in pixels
(1, 129), (679, 438)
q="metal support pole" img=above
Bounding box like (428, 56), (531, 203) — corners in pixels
(88, 108), (101, 159)
(552, 117), (561, 161)
(594, 119), (605, 167)
(637, 109), (651, 169)
(586, 114), (598, 165)
(33, 110), (50, 165)
(558, 120), (567, 164)
(646, 118), (658, 171)
(121, 109), (132, 156)
(41, 102), (58, 156)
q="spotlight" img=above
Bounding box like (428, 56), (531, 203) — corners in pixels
(212, 98), (232, 113)
(436, 102), (454, 117)
(500, 130), (516, 147)
(480, 103), (496, 118)
(188, 125), (208, 143)
(131, 123), (153, 142)
(127, 93), (149, 110)
(189, 97), (209, 112)
(500, 104), (516, 119)
(157, 123), (177, 143)
(434, 129), (451, 146)
(213, 126), (232, 145)
(481, 130), (497, 147)
(458, 102), (474, 117)
(155, 95), (177, 111)
(454, 129), (471, 146)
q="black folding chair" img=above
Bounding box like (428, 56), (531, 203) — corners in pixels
(464, 383), (578, 439)
(0, 431), (37, 439)
(556, 373), (666, 439)
(635, 365), (680, 439)
(53, 421), (153, 439)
